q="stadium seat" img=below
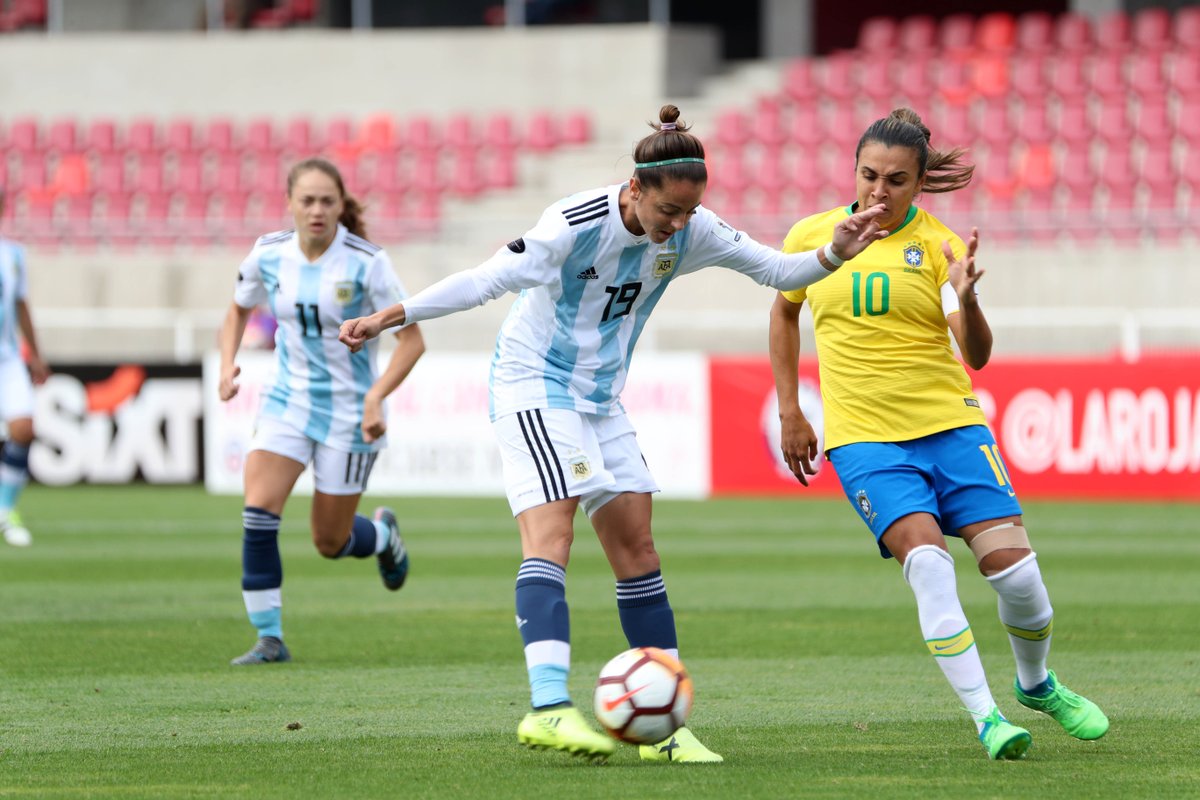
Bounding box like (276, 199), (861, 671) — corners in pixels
(1049, 52), (1088, 98)
(1018, 143), (1056, 209)
(935, 102), (972, 147)
(1094, 97), (1133, 149)
(975, 12), (1015, 54)
(132, 153), (164, 195)
(524, 112), (558, 152)
(1059, 146), (1096, 209)
(366, 150), (402, 193)
(126, 118), (159, 155)
(1009, 56), (1048, 104)
(1094, 11), (1131, 52)
(976, 99), (1014, 151)
(1176, 6), (1200, 49)
(898, 15), (937, 53)
(47, 119), (78, 155)
(408, 115), (441, 155)
(484, 148), (517, 189)
(936, 59), (973, 107)
(209, 152), (242, 194)
(893, 56), (934, 106)
(1016, 101), (1054, 147)
(971, 55), (1009, 100)
(856, 16), (897, 51)
(1132, 7), (1171, 51)
(1139, 141), (1177, 209)
(283, 117), (318, 156)
(449, 150), (484, 198)
(245, 118), (277, 156)
(782, 59), (819, 106)
(410, 152), (441, 194)
(357, 114), (396, 154)
(7, 117), (39, 153)
(716, 109), (752, 153)
(1014, 11), (1055, 54)
(1128, 51), (1167, 97)
(1134, 97), (1172, 146)
(856, 59), (895, 105)
(1055, 97), (1093, 148)
(1169, 50), (1200, 99)
(483, 112), (518, 152)
(787, 102), (823, 150)
(172, 152), (205, 194)
(818, 53), (855, 104)
(84, 119), (117, 155)
(443, 114), (477, 151)
(1089, 52), (1128, 103)
(1054, 13), (1093, 54)
(560, 111), (592, 145)
(51, 153), (90, 196)
(203, 117), (236, 154)
(164, 118), (197, 156)
(938, 13), (975, 60)
(1178, 94), (1200, 146)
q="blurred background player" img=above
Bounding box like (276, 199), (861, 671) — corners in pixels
(218, 158), (425, 665)
(0, 187), (50, 547)
(340, 105), (888, 762)
(768, 108), (1108, 760)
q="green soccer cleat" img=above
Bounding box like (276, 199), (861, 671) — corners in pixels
(639, 726), (724, 763)
(978, 707), (1032, 760)
(1, 510), (32, 547)
(373, 507), (409, 591)
(230, 636), (291, 666)
(517, 705), (614, 761)
(1015, 669), (1109, 740)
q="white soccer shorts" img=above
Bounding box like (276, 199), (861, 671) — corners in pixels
(248, 414), (378, 496)
(492, 408), (659, 517)
(0, 357), (35, 421)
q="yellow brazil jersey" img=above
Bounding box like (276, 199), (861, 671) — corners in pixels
(781, 204), (986, 449)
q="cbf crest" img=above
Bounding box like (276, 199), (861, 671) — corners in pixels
(902, 242), (924, 270)
(334, 281), (356, 305)
(856, 490), (879, 527)
(653, 250), (678, 278)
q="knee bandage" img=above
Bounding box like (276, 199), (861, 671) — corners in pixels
(967, 522), (1031, 564)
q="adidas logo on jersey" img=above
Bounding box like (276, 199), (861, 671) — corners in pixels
(576, 266), (599, 280)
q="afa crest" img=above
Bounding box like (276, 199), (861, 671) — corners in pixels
(334, 281), (356, 305)
(903, 243), (924, 268)
(653, 252), (678, 278)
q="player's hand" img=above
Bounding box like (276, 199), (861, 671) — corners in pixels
(219, 364), (241, 401)
(339, 314), (383, 353)
(829, 202), (890, 261)
(361, 395), (386, 443)
(27, 355), (50, 385)
(779, 409), (819, 487)
(944, 227), (983, 307)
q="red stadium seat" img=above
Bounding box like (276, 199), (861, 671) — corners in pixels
(935, 103), (972, 148)
(980, 148), (1019, 216)
(1055, 97), (1092, 148)
(976, 99), (1014, 151)
(357, 114), (397, 154)
(1128, 52), (1167, 96)
(751, 97), (787, 156)
(132, 153), (164, 194)
(366, 151), (402, 193)
(126, 118), (159, 155)
(209, 152), (242, 194)
(484, 148), (517, 189)
(283, 117), (318, 156)
(171, 152), (205, 194)
(858, 59), (895, 104)
(1094, 97), (1133, 149)
(449, 150), (484, 198)
(1054, 13), (1093, 54)
(1134, 97), (1172, 145)
(47, 119), (79, 155)
(898, 15), (937, 53)
(1139, 141), (1176, 206)
(1014, 11), (1055, 55)
(84, 119), (117, 154)
(856, 16), (897, 51)
(893, 56), (934, 106)
(443, 114), (477, 151)
(561, 111), (592, 145)
(1176, 6), (1200, 49)
(1018, 143), (1056, 209)
(938, 13), (975, 59)
(1094, 11), (1131, 52)
(1178, 94), (1200, 146)
(782, 59), (819, 106)
(524, 112), (558, 152)
(936, 59), (973, 107)
(1015, 101), (1054, 147)
(93, 152), (126, 194)
(787, 102), (823, 150)
(818, 53), (856, 104)
(1049, 52), (1087, 98)
(1132, 7), (1171, 51)
(164, 118), (197, 155)
(1059, 146), (1096, 208)
(8, 117), (39, 153)
(1089, 52), (1127, 102)
(407, 115), (441, 154)
(971, 55), (1009, 100)
(203, 117), (236, 154)
(715, 109), (752, 152)
(245, 118), (277, 155)
(410, 152), (441, 194)
(483, 112), (518, 152)
(1169, 50), (1200, 99)
(975, 12), (1015, 54)
(1009, 56), (1048, 104)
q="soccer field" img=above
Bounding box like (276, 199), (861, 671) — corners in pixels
(1, 485), (1196, 799)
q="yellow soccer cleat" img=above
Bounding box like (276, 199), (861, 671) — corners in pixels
(517, 705), (615, 761)
(639, 726), (723, 763)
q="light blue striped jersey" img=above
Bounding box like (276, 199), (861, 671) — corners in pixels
(233, 224), (408, 452)
(0, 237), (28, 361)
(400, 183), (830, 420)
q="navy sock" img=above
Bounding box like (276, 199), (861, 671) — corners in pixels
(515, 558), (571, 708)
(241, 506), (282, 591)
(337, 513), (378, 558)
(616, 569), (677, 650)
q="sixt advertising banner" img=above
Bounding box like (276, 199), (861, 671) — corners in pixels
(27, 364), (204, 485)
(709, 354), (1200, 500)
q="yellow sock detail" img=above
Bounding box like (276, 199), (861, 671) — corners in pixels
(1004, 618), (1053, 641)
(926, 625), (976, 657)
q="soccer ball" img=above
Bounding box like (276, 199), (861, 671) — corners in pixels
(592, 646), (693, 744)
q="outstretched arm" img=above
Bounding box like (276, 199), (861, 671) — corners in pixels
(943, 228), (992, 370)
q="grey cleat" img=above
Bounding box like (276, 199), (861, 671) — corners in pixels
(230, 636), (291, 666)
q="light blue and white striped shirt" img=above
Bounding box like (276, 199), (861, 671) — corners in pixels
(234, 224), (407, 452)
(399, 183), (833, 420)
(0, 237), (28, 361)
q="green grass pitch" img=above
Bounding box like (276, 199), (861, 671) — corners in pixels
(1, 485), (1197, 798)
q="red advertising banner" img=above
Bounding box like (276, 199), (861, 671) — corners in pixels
(710, 355), (1200, 500)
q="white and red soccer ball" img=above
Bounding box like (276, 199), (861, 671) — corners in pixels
(592, 646), (693, 744)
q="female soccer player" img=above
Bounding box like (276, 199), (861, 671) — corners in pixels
(218, 158), (425, 666)
(0, 188), (50, 547)
(768, 108), (1108, 760)
(340, 105), (888, 762)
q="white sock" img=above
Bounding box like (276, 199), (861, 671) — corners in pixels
(904, 545), (997, 730)
(986, 552), (1053, 692)
(373, 520), (390, 554)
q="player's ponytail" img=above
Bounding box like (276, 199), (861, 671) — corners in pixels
(631, 104), (707, 189)
(285, 157), (369, 238)
(856, 108), (974, 194)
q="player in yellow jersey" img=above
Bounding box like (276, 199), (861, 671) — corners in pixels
(768, 109), (1108, 760)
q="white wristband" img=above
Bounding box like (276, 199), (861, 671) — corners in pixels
(823, 242), (845, 268)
